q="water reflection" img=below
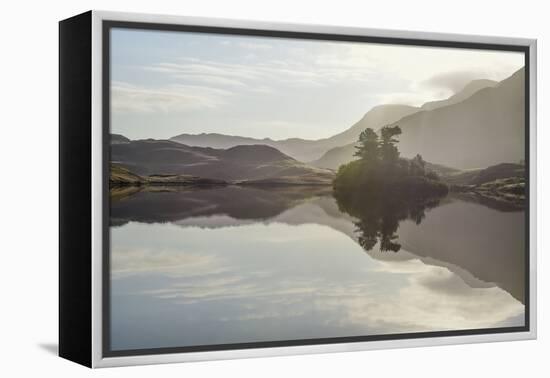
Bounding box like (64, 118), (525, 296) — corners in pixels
(109, 186), (525, 351)
(333, 189), (444, 253)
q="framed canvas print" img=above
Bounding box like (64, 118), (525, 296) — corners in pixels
(59, 10), (537, 368)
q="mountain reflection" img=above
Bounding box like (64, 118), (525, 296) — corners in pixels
(110, 185), (525, 304)
(110, 185), (332, 226)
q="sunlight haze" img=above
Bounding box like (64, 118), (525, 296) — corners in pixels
(111, 28), (524, 140)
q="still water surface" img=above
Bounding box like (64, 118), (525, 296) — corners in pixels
(109, 186), (525, 351)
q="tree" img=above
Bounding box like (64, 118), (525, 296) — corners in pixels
(410, 154), (426, 176)
(379, 125), (402, 168)
(354, 128), (379, 164)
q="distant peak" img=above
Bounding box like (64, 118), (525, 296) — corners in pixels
(356, 104), (419, 123)
(502, 66), (525, 82)
(459, 79), (498, 93)
(223, 144), (294, 162)
(225, 144), (280, 152)
(366, 104), (417, 114)
(420, 78), (498, 111)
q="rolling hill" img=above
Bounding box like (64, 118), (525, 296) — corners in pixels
(111, 139), (334, 183)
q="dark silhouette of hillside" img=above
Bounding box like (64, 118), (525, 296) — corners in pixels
(111, 139), (334, 183)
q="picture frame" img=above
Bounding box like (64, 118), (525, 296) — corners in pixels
(59, 10), (537, 368)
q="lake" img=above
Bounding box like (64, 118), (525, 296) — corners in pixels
(109, 186), (525, 351)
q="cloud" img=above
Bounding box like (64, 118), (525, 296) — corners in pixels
(111, 29), (525, 138)
(323, 43), (524, 105)
(375, 91), (430, 107)
(111, 81), (231, 113)
(146, 60), (258, 82)
(217, 40), (273, 50)
(420, 70), (487, 93)
(141, 51), (379, 98)
(237, 41), (273, 50)
(179, 74), (247, 88)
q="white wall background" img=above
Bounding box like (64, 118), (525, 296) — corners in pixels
(0, 0), (546, 376)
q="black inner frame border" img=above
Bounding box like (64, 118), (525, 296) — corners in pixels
(102, 20), (531, 358)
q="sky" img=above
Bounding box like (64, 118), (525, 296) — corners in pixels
(110, 28), (524, 141)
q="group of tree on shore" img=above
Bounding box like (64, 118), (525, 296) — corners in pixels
(333, 125), (448, 198)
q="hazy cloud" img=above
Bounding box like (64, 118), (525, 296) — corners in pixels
(111, 81), (232, 113)
(144, 56), (374, 91)
(421, 70), (487, 93)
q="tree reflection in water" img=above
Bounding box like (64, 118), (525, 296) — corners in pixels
(334, 190), (445, 252)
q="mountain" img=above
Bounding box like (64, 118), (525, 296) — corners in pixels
(396, 68), (524, 169)
(313, 68), (525, 170)
(320, 104), (419, 147)
(170, 79), (497, 164)
(170, 133), (328, 163)
(170, 133), (273, 150)
(312, 143), (356, 170)
(111, 139), (334, 183)
(111, 133), (131, 144)
(170, 104), (419, 163)
(420, 79), (497, 111)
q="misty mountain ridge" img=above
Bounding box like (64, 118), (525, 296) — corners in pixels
(420, 79), (498, 111)
(171, 132), (276, 149)
(384, 68), (524, 169)
(170, 104), (420, 162)
(313, 68), (524, 170)
(169, 74), (502, 164)
(320, 104), (420, 147)
(115, 68), (523, 173)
